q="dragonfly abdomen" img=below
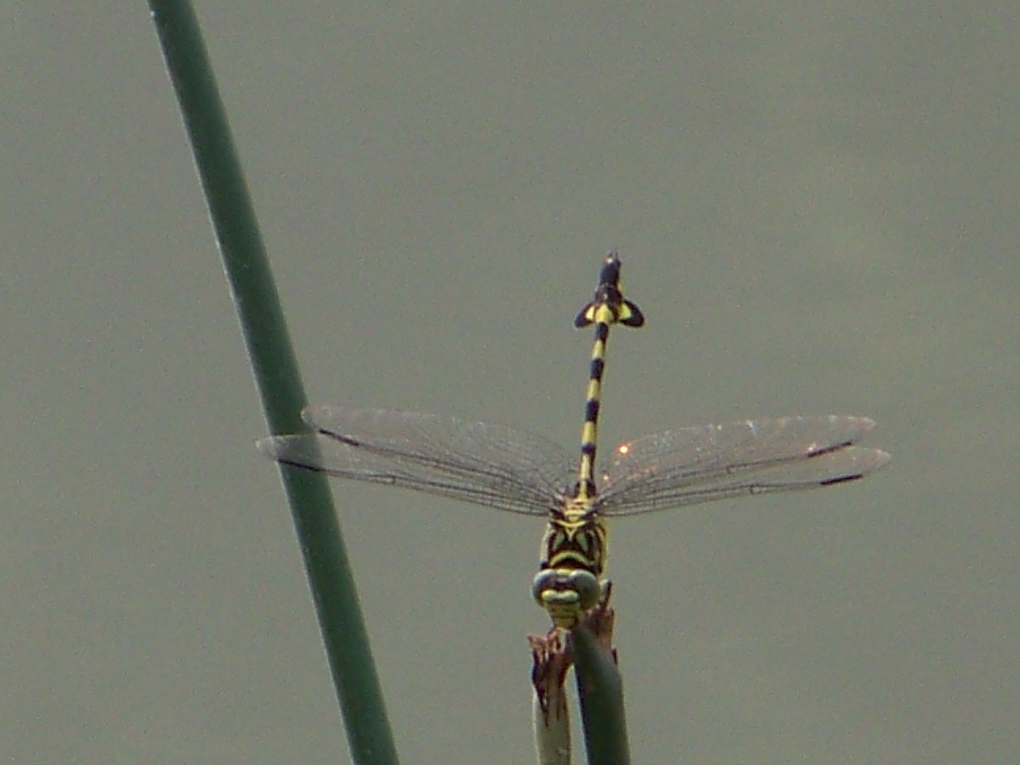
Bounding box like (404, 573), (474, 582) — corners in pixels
(572, 251), (644, 501)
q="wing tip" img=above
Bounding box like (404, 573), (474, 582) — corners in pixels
(868, 448), (893, 472)
(255, 435), (280, 459)
(301, 405), (328, 427)
(819, 447), (892, 485)
(256, 435), (296, 468)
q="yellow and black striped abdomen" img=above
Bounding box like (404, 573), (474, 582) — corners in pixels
(572, 251), (644, 499)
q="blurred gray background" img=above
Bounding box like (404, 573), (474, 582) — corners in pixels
(3, 4), (1016, 763)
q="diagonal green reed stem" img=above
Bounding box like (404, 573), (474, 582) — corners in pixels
(148, 3), (399, 763)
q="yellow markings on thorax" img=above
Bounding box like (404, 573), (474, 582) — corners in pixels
(540, 499), (607, 574)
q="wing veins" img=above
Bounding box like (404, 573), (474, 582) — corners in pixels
(597, 416), (888, 516)
(259, 406), (575, 516)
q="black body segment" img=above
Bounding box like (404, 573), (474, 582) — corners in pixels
(573, 252), (645, 329)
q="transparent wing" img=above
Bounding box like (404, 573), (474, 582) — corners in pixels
(257, 406), (576, 516)
(595, 415), (890, 516)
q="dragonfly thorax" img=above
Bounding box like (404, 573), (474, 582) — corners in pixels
(532, 498), (609, 628)
(541, 499), (605, 569)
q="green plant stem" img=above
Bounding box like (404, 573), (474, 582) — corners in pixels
(148, 3), (399, 763)
(573, 625), (630, 765)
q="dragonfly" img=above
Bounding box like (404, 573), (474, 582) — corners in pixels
(258, 252), (890, 629)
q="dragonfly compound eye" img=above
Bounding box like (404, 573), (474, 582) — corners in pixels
(531, 569), (601, 613)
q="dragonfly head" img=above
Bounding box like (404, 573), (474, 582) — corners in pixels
(531, 569), (602, 629)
